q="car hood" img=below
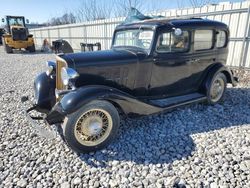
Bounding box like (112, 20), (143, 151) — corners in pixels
(58, 49), (147, 69)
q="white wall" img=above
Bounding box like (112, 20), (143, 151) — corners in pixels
(30, 1), (250, 68)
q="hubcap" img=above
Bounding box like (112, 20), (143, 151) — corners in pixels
(74, 109), (113, 146)
(210, 76), (225, 102)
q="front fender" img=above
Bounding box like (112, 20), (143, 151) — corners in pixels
(59, 86), (161, 116)
(34, 72), (56, 113)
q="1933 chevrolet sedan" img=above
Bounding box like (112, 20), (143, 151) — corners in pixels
(23, 18), (237, 153)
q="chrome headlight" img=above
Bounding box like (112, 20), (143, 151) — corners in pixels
(46, 61), (56, 76)
(61, 67), (79, 86)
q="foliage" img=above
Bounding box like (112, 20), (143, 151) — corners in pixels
(46, 13), (76, 26)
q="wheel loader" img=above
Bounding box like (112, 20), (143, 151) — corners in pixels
(1, 16), (35, 53)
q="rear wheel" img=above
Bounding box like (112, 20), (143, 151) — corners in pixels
(207, 72), (227, 105)
(26, 43), (36, 52)
(2, 38), (13, 53)
(62, 100), (120, 153)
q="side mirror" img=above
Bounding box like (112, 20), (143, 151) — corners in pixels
(173, 28), (183, 36)
(26, 19), (29, 24)
(1, 18), (5, 23)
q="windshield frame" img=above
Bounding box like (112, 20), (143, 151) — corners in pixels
(112, 27), (156, 53)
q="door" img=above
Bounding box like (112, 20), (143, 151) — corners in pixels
(149, 29), (196, 98)
(190, 29), (216, 91)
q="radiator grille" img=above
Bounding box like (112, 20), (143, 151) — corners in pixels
(11, 27), (28, 41)
(56, 56), (67, 90)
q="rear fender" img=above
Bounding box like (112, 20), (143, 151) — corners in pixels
(59, 86), (161, 116)
(200, 63), (237, 93)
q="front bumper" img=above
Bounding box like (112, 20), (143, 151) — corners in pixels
(22, 70), (72, 138)
(21, 86), (65, 139)
(22, 99), (57, 139)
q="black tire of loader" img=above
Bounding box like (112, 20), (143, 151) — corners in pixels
(2, 38), (13, 53)
(26, 44), (36, 53)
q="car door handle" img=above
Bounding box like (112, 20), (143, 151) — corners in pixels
(188, 59), (200, 64)
(193, 59), (200, 62)
(153, 58), (157, 62)
(186, 59), (197, 65)
(153, 58), (162, 64)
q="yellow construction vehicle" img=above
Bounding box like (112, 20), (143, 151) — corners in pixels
(1, 16), (35, 53)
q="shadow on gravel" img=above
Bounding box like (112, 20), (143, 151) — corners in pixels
(79, 87), (250, 167)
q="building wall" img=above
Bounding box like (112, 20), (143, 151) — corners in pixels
(30, 1), (250, 68)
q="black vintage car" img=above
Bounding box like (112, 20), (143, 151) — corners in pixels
(23, 18), (237, 153)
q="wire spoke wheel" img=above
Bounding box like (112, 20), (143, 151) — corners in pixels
(64, 100), (120, 153)
(210, 75), (225, 103)
(74, 108), (113, 146)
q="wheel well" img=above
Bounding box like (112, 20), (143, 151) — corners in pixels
(221, 70), (232, 84)
(107, 100), (126, 117)
(200, 67), (232, 94)
(86, 99), (126, 117)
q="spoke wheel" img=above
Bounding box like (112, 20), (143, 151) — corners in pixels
(74, 109), (113, 146)
(207, 72), (227, 104)
(63, 100), (120, 153)
(210, 76), (225, 103)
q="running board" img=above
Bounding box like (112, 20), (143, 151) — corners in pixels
(149, 93), (207, 108)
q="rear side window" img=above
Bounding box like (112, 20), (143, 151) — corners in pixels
(194, 30), (213, 51)
(216, 30), (227, 48)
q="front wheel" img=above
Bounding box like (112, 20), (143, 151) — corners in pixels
(2, 38), (13, 53)
(62, 100), (120, 153)
(207, 72), (227, 105)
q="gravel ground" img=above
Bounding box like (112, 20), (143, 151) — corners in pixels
(0, 46), (249, 188)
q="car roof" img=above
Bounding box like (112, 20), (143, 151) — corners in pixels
(116, 18), (228, 30)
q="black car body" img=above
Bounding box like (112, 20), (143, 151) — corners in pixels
(23, 18), (237, 153)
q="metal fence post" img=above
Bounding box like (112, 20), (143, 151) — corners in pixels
(40, 29), (43, 46)
(48, 28), (50, 42)
(104, 22), (108, 50)
(33, 30), (37, 46)
(242, 5), (250, 67)
(239, 5), (250, 67)
(68, 27), (72, 48)
(84, 24), (87, 44)
(57, 27), (60, 39)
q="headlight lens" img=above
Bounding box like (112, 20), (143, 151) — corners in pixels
(46, 61), (56, 76)
(61, 67), (69, 86)
(46, 66), (53, 76)
(61, 67), (79, 86)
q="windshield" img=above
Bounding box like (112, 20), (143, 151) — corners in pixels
(113, 29), (154, 50)
(8, 17), (25, 27)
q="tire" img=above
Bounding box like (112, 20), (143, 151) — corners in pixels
(26, 43), (36, 52)
(62, 100), (120, 153)
(206, 72), (227, 105)
(2, 38), (13, 53)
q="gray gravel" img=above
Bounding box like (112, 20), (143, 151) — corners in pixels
(0, 46), (250, 188)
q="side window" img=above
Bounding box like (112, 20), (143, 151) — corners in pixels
(194, 30), (213, 51)
(156, 31), (189, 53)
(216, 30), (227, 48)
